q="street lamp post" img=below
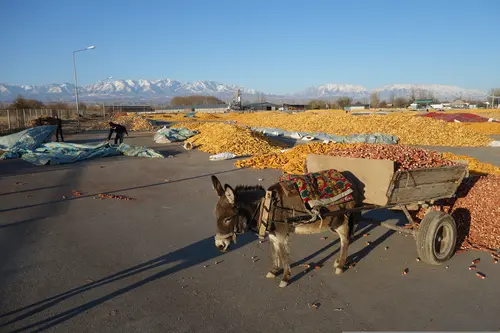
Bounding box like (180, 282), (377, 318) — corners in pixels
(73, 45), (95, 130)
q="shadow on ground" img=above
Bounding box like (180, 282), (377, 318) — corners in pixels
(0, 234), (256, 333)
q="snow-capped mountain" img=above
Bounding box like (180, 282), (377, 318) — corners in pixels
(0, 79), (489, 103)
(373, 84), (488, 101)
(0, 79), (262, 102)
(295, 84), (370, 98)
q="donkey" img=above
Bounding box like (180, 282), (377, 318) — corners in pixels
(211, 175), (361, 288)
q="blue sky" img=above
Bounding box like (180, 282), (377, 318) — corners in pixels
(1, 0), (499, 93)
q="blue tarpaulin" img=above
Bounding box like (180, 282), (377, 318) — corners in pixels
(153, 126), (199, 143)
(249, 127), (399, 144)
(0, 125), (164, 165)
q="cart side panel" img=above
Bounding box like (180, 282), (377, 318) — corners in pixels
(386, 165), (467, 205)
(391, 165), (467, 188)
(306, 154), (394, 206)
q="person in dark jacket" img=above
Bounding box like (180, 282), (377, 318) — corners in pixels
(55, 116), (64, 142)
(108, 122), (128, 144)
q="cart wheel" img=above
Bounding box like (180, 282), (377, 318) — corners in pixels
(416, 211), (457, 265)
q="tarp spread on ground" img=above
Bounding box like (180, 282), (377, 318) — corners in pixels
(249, 126), (399, 144)
(153, 126), (199, 143)
(0, 125), (164, 165)
(420, 112), (499, 123)
(0, 125), (57, 154)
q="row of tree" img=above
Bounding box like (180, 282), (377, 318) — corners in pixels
(6, 89), (500, 111)
(308, 95), (411, 109)
(169, 95), (225, 107)
(6, 96), (103, 111)
(308, 91), (498, 110)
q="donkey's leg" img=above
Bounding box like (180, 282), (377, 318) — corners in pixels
(333, 216), (350, 275)
(266, 232), (281, 279)
(278, 234), (291, 288)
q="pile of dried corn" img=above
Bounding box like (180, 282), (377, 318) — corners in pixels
(223, 112), (492, 147)
(28, 116), (58, 127)
(110, 115), (155, 131)
(327, 144), (456, 171)
(235, 142), (500, 176)
(85, 114), (155, 131)
(463, 122), (500, 135)
(173, 122), (284, 156)
(235, 142), (352, 174)
(196, 113), (223, 120)
(442, 153), (500, 175)
(417, 175), (500, 251)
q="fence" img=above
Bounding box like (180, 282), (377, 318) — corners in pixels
(0, 109), (106, 131)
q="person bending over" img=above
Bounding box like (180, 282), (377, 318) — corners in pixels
(108, 122), (128, 144)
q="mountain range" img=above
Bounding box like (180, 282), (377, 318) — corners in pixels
(0, 79), (489, 104)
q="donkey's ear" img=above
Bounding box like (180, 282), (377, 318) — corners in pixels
(224, 184), (236, 205)
(211, 175), (224, 197)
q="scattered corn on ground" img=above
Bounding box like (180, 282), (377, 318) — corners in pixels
(172, 122), (284, 156)
(221, 112), (491, 147)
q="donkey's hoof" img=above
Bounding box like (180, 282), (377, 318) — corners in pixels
(279, 280), (289, 288)
(335, 267), (344, 275)
(333, 259), (340, 268)
(266, 272), (277, 279)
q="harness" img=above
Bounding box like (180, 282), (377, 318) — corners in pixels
(214, 200), (263, 242)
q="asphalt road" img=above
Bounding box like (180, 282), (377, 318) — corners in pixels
(1, 132), (499, 333)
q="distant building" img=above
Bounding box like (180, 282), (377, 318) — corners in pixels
(451, 99), (469, 109)
(242, 102), (280, 111)
(409, 99), (433, 110)
(282, 103), (306, 111)
(344, 105), (369, 111)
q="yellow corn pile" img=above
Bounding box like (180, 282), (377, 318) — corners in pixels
(196, 113), (223, 120)
(222, 112), (491, 147)
(172, 122), (284, 156)
(442, 152), (500, 176)
(235, 142), (353, 174)
(83, 114), (154, 131)
(235, 142), (500, 176)
(114, 115), (155, 131)
(150, 112), (225, 122)
(463, 122), (500, 135)
(149, 114), (196, 122)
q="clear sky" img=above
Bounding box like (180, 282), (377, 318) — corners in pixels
(1, 0), (499, 94)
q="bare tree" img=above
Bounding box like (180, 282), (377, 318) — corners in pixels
(394, 97), (409, 108)
(9, 95), (45, 109)
(336, 97), (353, 109)
(389, 93), (396, 106)
(370, 92), (380, 108)
(170, 95), (225, 106)
(409, 88), (416, 103)
(489, 88), (500, 108)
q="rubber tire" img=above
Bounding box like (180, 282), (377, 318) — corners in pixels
(416, 211), (457, 265)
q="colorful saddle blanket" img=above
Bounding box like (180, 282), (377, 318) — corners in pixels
(280, 169), (354, 208)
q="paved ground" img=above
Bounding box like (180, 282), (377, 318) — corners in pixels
(1, 132), (499, 333)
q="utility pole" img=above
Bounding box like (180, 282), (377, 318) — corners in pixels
(72, 45), (95, 130)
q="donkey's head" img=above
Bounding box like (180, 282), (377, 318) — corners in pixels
(211, 175), (265, 252)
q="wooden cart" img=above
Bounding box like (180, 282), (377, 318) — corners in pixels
(262, 155), (469, 265)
